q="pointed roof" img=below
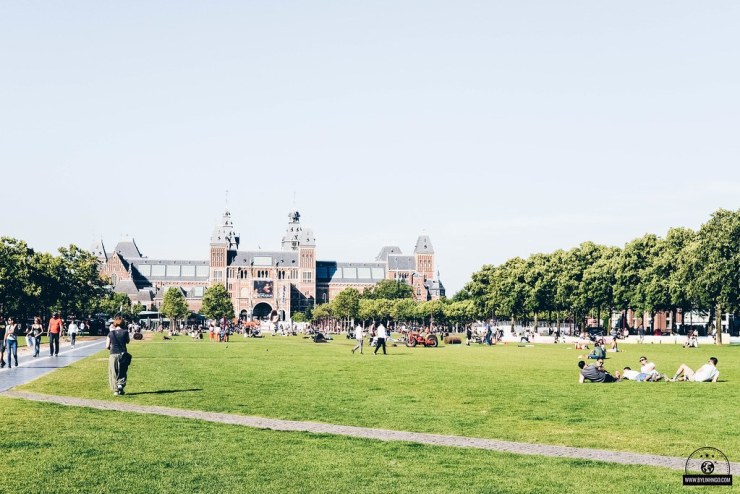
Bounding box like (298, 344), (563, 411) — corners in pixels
(114, 239), (143, 259)
(211, 210), (239, 249)
(90, 239), (107, 262)
(414, 235), (434, 254)
(281, 209), (315, 250)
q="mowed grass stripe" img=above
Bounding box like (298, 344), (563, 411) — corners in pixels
(8, 389), (740, 473)
(0, 397), (702, 494)
(17, 335), (740, 457)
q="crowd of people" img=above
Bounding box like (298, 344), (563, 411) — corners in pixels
(0, 313), (90, 368)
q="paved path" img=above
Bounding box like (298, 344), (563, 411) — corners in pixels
(5, 390), (738, 473)
(0, 338), (106, 392)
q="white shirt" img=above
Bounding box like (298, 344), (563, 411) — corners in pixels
(68, 323), (79, 334)
(622, 369), (641, 381)
(692, 364), (719, 382)
(640, 361), (657, 374)
(377, 325), (387, 339)
(354, 325), (363, 340)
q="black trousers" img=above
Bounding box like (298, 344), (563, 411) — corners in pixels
(49, 333), (60, 355)
(374, 337), (386, 354)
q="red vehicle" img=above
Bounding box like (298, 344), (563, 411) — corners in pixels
(406, 331), (438, 348)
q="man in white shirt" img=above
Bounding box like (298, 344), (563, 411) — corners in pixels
(638, 356), (663, 381)
(351, 324), (364, 354)
(670, 357), (720, 382)
(374, 323), (387, 355)
(68, 320), (79, 348)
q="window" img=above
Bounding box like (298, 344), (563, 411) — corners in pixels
(151, 265), (166, 277)
(196, 265), (209, 277)
(166, 265), (181, 277)
(137, 265), (151, 276)
(357, 267), (371, 279)
(303, 272), (312, 283)
(181, 265), (196, 277)
(343, 268), (357, 279)
(371, 268), (385, 279)
(253, 256), (273, 266)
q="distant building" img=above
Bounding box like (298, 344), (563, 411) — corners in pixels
(97, 209), (445, 320)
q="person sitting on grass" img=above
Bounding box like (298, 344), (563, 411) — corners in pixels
(587, 341), (606, 359)
(578, 360), (620, 383)
(638, 356), (664, 381)
(669, 357), (720, 382)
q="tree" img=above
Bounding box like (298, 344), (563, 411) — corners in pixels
(691, 209), (740, 343)
(201, 284), (235, 320)
(332, 288), (360, 323)
(362, 279), (414, 300)
(160, 287), (189, 328)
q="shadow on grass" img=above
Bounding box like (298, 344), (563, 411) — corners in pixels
(127, 388), (203, 396)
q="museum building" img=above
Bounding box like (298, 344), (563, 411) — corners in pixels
(95, 209), (445, 320)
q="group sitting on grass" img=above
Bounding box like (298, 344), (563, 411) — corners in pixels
(579, 356), (720, 383)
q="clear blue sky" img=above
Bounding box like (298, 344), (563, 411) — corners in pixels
(1, 2), (738, 294)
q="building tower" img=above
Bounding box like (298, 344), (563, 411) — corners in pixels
(281, 209), (316, 311)
(209, 209), (240, 286)
(414, 234), (435, 282)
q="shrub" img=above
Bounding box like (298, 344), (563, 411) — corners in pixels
(444, 335), (462, 344)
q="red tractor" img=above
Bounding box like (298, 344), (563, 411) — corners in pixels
(406, 331), (439, 348)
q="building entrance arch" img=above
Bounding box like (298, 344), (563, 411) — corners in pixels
(252, 302), (273, 320)
(239, 309), (249, 321)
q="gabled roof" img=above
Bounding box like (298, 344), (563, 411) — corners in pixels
(387, 255), (415, 271)
(375, 246), (402, 261)
(114, 239), (143, 259)
(114, 279), (140, 296)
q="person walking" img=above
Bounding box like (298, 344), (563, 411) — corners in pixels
(374, 323), (387, 355)
(68, 319), (79, 348)
(30, 317), (43, 357)
(48, 313), (64, 357)
(107, 317), (131, 396)
(351, 324), (364, 354)
(0, 315), (6, 368)
(4, 317), (20, 368)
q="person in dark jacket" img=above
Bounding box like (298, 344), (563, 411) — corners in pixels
(106, 317), (131, 396)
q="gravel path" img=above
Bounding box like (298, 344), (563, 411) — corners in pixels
(6, 390), (736, 473)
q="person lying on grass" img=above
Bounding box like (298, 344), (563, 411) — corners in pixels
(578, 359), (620, 383)
(620, 367), (664, 381)
(668, 357), (720, 382)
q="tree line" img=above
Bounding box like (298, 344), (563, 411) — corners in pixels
(0, 237), (128, 320)
(453, 208), (740, 340)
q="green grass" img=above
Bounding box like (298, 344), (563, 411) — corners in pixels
(18, 335), (739, 458)
(0, 397), (707, 494)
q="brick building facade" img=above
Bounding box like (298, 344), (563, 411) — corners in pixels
(96, 209), (445, 320)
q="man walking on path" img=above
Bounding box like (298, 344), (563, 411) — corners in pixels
(374, 323), (387, 355)
(107, 317), (131, 395)
(351, 324), (364, 354)
(48, 313), (64, 357)
(68, 320), (79, 348)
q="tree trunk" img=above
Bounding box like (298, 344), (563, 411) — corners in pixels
(716, 305), (723, 345)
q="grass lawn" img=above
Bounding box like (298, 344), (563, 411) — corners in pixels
(0, 397), (707, 494)
(17, 334), (739, 459)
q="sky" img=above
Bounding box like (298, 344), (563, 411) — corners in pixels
(1, 1), (739, 295)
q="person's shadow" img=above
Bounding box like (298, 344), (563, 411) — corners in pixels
(126, 388), (203, 396)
